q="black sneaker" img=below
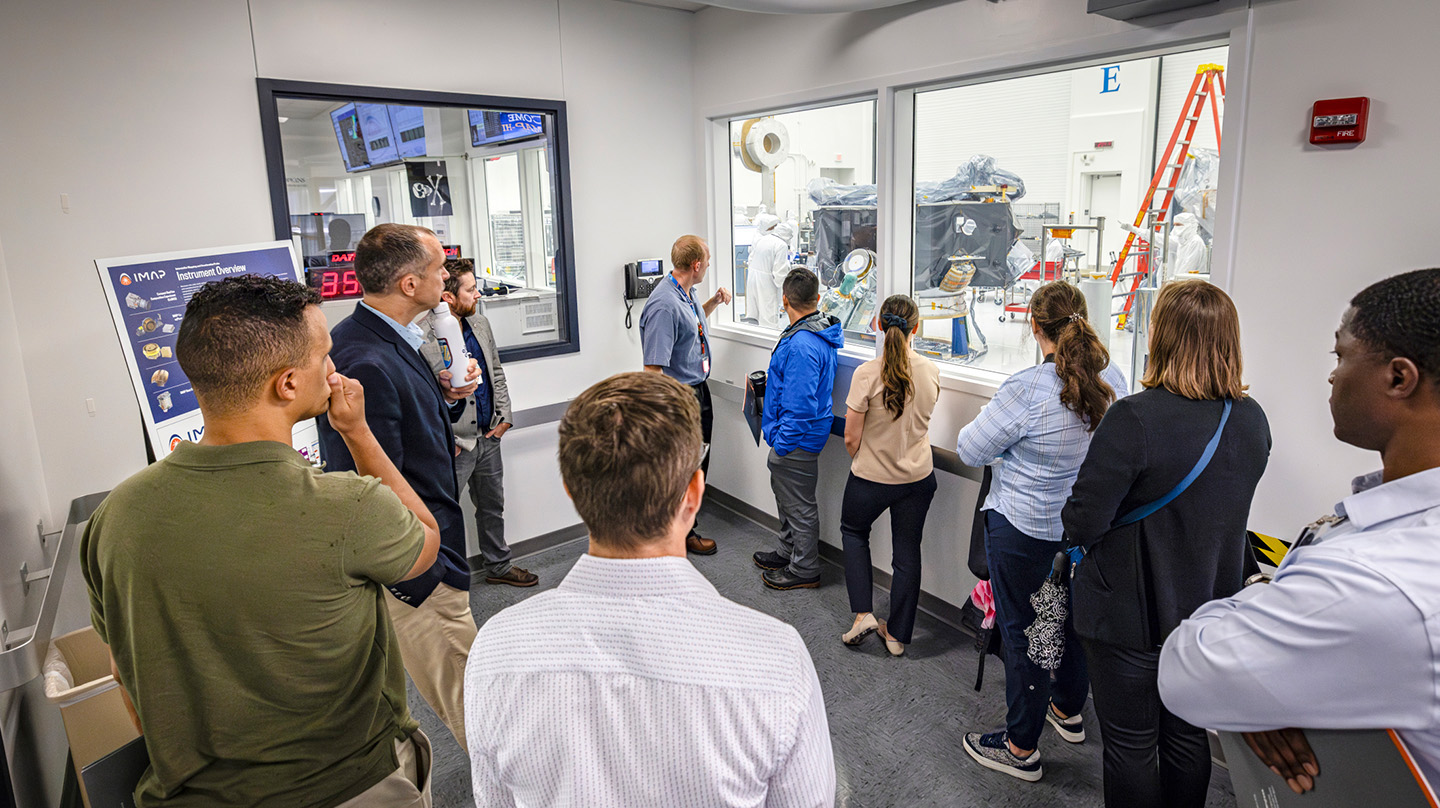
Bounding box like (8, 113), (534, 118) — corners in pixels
(761, 567), (821, 590)
(1046, 703), (1085, 743)
(963, 731), (1043, 782)
(752, 550), (788, 571)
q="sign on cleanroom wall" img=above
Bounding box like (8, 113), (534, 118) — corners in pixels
(95, 241), (321, 463)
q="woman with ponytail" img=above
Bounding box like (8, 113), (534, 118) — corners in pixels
(839, 295), (940, 657)
(957, 281), (1130, 782)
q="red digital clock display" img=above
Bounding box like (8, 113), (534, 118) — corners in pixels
(317, 269), (362, 298)
(308, 246), (459, 301)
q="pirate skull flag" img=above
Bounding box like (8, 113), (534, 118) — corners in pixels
(407, 161), (452, 218)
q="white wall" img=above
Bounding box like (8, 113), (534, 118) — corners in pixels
(1225, 0), (1440, 533)
(0, 235), (67, 808)
(0, 0), (696, 799)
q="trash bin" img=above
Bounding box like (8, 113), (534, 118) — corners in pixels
(43, 627), (141, 808)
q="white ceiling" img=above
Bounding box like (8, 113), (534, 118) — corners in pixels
(617, 0), (929, 12)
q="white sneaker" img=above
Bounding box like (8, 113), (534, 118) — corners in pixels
(1045, 704), (1085, 743)
(963, 731), (1043, 782)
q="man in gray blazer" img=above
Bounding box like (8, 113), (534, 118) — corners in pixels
(421, 258), (537, 587)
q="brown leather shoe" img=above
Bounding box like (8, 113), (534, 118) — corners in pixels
(686, 534), (718, 555)
(485, 566), (539, 587)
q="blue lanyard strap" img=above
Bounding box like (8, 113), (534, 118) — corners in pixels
(670, 274), (707, 351)
(1113, 398), (1233, 528)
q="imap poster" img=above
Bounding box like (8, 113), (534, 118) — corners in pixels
(95, 241), (321, 463)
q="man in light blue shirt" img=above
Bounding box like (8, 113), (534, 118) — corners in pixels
(639, 235), (731, 556)
(1159, 268), (1440, 794)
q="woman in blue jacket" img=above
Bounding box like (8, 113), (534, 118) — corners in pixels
(957, 281), (1129, 783)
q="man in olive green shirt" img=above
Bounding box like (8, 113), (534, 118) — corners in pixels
(81, 275), (440, 807)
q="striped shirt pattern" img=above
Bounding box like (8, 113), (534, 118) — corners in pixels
(957, 362), (1130, 541)
(465, 554), (836, 808)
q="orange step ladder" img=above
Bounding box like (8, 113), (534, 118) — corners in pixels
(1111, 64), (1225, 328)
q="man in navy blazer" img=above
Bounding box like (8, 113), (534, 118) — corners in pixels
(317, 223), (481, 753)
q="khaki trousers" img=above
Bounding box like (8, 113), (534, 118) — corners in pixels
(384, 583), (478, 752)
(336, 729), (433, 808)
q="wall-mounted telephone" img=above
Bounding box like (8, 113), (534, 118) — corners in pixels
(624, 259), (665, 300)
(623, 258), (666, 329)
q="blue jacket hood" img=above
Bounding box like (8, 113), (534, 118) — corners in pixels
(776, 313), (844, 351)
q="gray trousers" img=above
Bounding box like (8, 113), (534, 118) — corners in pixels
(768, 447), (821, 578)
(455, 437), (512, 576)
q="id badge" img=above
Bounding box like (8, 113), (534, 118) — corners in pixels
(702, 355), (711, 375)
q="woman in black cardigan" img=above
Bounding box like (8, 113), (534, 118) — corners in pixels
(1062, 280), (1271, 808)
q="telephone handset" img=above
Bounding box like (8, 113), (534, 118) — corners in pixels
(624, 259), (665, 300)
(623, 259), (666, 329)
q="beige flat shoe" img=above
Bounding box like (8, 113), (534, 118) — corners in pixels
(842, 613), (880, 646)
(878, 622), (905, 657)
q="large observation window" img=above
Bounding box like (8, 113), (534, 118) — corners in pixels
(257, 80), (578, 361)
(907, 45), (1228, 383)
(725, 99), (877, 342)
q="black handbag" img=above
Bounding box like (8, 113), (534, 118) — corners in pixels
(966, 465), (995, 581)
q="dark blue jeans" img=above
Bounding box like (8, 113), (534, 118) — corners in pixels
(984, 510), (1089, 751)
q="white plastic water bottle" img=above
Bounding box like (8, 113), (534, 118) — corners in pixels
(431, 303), (481, 389)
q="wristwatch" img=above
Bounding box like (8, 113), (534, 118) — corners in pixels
(1244, 572), (1273, 587)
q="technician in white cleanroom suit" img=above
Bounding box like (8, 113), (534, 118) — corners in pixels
(746, 213), (791, 329)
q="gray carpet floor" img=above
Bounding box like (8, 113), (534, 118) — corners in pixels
(408, 501), (1238, 807)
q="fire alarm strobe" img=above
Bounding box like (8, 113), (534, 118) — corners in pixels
(1310, 97), (1370, 145)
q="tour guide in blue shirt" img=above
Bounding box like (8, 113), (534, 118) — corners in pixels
(1158, 268), (1440, 796)
(317, 223), (481, 753)
(753, 268), (843, 590)
(639, 235), (731, 556)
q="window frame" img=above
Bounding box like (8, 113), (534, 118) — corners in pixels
(700, 14), (1251, 394)
(705, 93), (883, 359)
(256, 78), (580, 363)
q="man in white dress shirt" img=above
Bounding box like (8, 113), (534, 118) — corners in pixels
(464, 371), (836, 808)
(1158, 268), (1440, 794)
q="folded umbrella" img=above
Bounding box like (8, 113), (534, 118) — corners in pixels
(1024, 551), (1069, 671)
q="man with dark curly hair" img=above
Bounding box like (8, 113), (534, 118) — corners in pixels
(1161, 268), (1440, 796)
(82, 275), (441, 805)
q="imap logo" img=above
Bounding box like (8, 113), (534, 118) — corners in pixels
(129, 269), (167, 283)
(168, 424), (205, 450)
(119, 274), (132, 286)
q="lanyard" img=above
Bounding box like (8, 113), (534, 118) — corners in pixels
(670, 274), (707, 357)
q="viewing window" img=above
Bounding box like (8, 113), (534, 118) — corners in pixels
(907, 45), (1227, 383)
(257, 80), (577, 361)
(726, 100), (876, 340)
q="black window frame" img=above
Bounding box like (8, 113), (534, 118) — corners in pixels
(255, 77), (580, 363)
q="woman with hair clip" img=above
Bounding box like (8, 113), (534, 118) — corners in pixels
(1063, 280), (1270, 808)
(839, 295), (941, 657)
(957, 281), (1130, 783)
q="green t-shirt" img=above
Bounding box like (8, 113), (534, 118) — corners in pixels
(81, 441), (425, 808)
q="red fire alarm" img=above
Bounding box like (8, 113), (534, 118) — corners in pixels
(1309, 97), (1369, 145)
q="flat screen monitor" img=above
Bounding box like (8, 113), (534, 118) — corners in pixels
(355, 102), (401, 167)
(388, 105), (427, 159)
(330, 103), (371, 173)
(291, 213), (367, 261)
(468, 110), (545, 148)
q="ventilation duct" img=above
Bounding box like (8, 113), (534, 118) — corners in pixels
(1088, 0), (1219, 20)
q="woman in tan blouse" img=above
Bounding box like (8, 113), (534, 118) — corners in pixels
(839, 295), (941, 656)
